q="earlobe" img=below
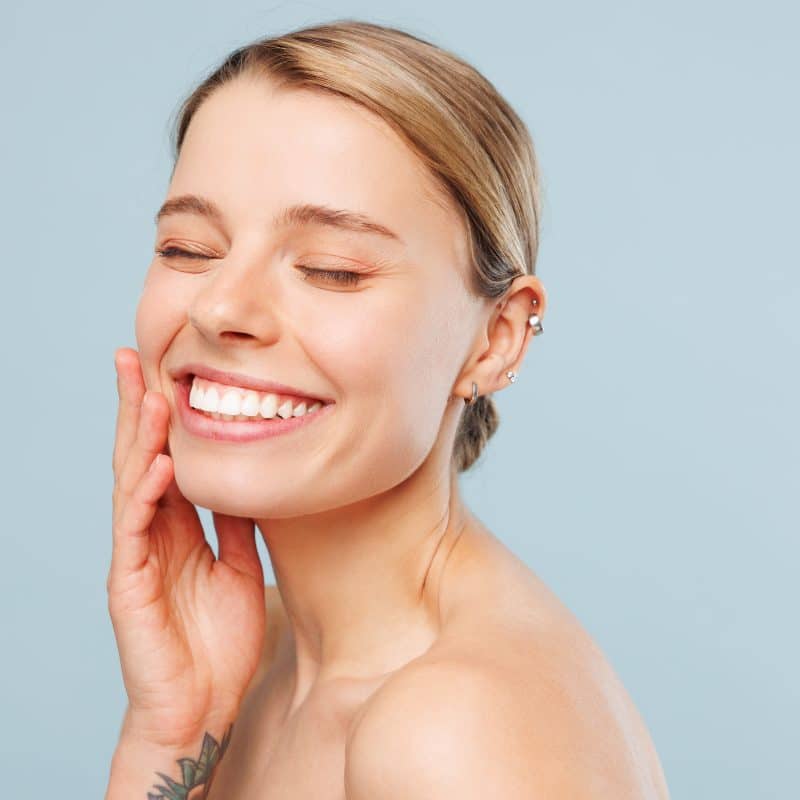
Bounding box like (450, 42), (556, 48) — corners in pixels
(452, 352), (505, 404)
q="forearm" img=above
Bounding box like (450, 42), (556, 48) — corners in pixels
(105, 708), (235, 800)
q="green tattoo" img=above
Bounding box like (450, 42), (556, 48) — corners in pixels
(146, 723), (233, 800)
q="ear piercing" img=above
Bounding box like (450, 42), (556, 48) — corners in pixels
(463, 298), (543, 405)
(528, 296), (543, 335)
(506, 297), (542, 383)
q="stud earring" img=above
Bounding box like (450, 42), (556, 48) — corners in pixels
(506, 370), (517, 383)
(528, 297), (543, 335)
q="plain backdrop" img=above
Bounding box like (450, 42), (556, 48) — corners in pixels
(1, 1), (797, 797)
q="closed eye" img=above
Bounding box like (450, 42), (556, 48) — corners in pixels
(155, 246), (213, 262)
(156, 247), (363, 286)
(296, 266), (362, 286)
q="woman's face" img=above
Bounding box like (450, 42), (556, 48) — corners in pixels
(135, 75), (486, 518)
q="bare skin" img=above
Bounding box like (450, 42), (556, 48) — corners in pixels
(212, 524), (671, 799)
(109, 71), (671, 798)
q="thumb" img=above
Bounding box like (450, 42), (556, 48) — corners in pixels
(213, 512), (264, 583)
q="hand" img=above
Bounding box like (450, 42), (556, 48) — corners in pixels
(107, 347), (267, 748)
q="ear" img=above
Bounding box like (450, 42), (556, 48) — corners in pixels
(452, 275), (547, 403)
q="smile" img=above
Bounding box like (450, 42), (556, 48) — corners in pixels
(190, 375), (327, 419)
(174, 375), (335, 442)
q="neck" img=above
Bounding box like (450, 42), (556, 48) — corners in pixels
(255, 456), (469, 711)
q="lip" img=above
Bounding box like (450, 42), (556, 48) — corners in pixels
(173, 377), (335, 443)
(169, 362), (334, 404)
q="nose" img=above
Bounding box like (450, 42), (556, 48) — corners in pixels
(188, 254), (279, 345)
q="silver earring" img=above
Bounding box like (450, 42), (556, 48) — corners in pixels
(464, 299), (540, 404)
(528, 297), (543, 336)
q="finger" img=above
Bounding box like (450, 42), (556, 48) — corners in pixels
(112, 348), (146, 479)
(116, 390), (170, 510)
(109, 451), (174, 580)
(214, 513), (264, 584)
(157, 473), (194, 511)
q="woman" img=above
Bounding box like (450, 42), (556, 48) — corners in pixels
(106, 19), (670, 799)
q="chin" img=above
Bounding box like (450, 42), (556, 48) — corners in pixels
(172, 465), (268, 516)
(171, 460), (336, 519)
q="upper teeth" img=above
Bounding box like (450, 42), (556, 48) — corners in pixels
(189, 376), (325, 419)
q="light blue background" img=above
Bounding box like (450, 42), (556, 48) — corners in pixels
(1, 1), (797, 796)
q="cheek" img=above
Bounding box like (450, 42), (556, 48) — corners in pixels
(377, 292), (467, 457)
(296, 289), (436, 401)
(314, 284), (462, 394)
(304, 288), (458, 456)
(134, 266), (190, 391)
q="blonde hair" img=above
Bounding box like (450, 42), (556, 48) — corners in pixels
(168, 19), (543, 473)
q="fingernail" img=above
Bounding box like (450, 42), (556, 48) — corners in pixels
(148, 454), (161, 473)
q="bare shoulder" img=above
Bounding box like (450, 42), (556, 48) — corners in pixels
(344, 526), (671, 799)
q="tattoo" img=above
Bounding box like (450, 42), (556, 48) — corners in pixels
(146, 723), (233, 800)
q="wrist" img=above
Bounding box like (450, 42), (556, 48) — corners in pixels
(108, 715), (236, 800)
(120, 703), (240, 751)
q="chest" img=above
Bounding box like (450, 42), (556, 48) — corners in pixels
(206, 672), (382, 800)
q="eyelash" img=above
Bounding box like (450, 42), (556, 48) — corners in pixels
(155, 247), (363, 286)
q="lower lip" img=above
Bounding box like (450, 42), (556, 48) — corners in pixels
(174, 378), (335, 442)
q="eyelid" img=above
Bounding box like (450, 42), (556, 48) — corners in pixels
(156, 247), (365, 286)
(156, 246), (211, 259)
(297, 265), (363, 286)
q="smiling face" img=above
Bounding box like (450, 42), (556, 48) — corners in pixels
(135, 75), (487, 518)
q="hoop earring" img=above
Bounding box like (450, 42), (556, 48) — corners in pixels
(464, 381), (478, 406)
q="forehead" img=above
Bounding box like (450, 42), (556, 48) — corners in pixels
(169, 76), (468, 266)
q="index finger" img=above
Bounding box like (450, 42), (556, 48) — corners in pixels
(112, 347), (146, 480)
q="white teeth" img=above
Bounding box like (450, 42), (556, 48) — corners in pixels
(188, 375), (327, 421)
(241, 391), (261, 417)
(200, 386), (220, 413)
(219, 390), (242, 416)
(260, 394), (278, 419)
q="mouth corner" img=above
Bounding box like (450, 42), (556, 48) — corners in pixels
(173, 372), (193, 389)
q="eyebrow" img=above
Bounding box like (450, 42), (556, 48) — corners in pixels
(154, 193), (403, 243)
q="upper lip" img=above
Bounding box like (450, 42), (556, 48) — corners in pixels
(169, 363), (333, 403)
